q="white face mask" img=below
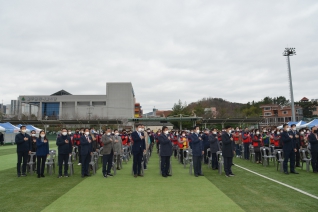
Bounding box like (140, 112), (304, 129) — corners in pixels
(81, 131), (84, 134)
(277, 132), (280, 135)
(256, 132), (260, 135)
(271, 131), (274, 134)
(107, 132), (111, 136)
(196, 130), (200, 134)
(68, 132), (72, 135)
(40, 134), (45, 138)
(292, 127), (296, 131)
(115, 133), (119, 136)
(62, 132), (67, 136)
(182, 134), (185, 136)
(21, 130), (26, 133)
(31, 134), (36, 137)
(141, 128), (145, 132)
(85, 132), (89, 135)
(213, 131), (217, 135)
(286, 128), (290, 131)
(300, 132), (304, 135)
(164, 131), (169, 135)
(228, 130), (232, 134)
(138, 128), (142, 132)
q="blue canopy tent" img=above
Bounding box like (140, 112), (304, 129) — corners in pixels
(0, 122), (22, 144)
(277, 121), (299, 129)
(16, 124), (42, 134)
(298, 119), (318, 129)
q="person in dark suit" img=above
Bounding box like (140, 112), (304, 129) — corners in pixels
(281, 124), (299, 174)
(15, 126), (32, 177)
(0, 132), (4, 146)
(56, 128), (72, 178)
(101, 128), (114, 178)
(36, 130), (49, 178)
(131, 124), (146, 177)
(290, 124), (301, 167)
(190, 126), (204, 177)
(209, 128), (220, 170)
(202, 129), (210, 164)
(158, 126), (173, 177)
(308, 126), (318, 173)
(80, 128), (93, 178)
(222, 126), (235, 177)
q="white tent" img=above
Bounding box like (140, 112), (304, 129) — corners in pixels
(298, 119), (318, 129)
(0, 126), (5, 132)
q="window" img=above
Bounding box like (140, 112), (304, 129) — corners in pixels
(264, 112), (271, 116)
(42, 103), (60, 120)
(282, 111), (288, 115)
(264, 107), (271, 111)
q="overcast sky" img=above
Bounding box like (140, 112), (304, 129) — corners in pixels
(1, 0), (318, 112)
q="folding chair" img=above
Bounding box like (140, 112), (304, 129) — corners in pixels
(216, 151), (224, 175)
(68, 154), (74, 176)
(274, 149), (284, 172)
(45, 151), (56, 175)
(27, 152), (36, 175)
(300, 148), (312, 172)
(207, 148), (212, 168)
(89, 153), (98, 175)
(249, 145), (255, 163)
(240, 144), (244, 159)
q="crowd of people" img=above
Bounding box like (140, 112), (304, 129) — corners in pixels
(14, 123), (318, 178)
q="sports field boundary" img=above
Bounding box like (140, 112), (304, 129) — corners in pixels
(235, 164), (318, 200)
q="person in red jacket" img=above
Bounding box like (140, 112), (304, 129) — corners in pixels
(73, 129), (82, 165)
(252, 130), (263, 164)
(242, 128), (250, 160)
(233, 130), (240, 157)
(171, 131), (179, 158)
(121, 130), (129, 146)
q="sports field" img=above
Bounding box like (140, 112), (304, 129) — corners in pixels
(1, 138), (317, 212)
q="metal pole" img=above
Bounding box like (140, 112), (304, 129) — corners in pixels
(287, 55), (296, 122)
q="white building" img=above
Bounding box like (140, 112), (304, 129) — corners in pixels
(17, 82), (136, 120)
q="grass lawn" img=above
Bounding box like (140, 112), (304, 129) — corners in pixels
(1, 142), (318, 212)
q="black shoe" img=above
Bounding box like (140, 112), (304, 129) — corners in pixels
(107, 173), (113, 177)
(81, 175), (85, 178)
(103, 174), (108, 178)
(17, 174), (21, 177)
(284, 172), (289, 175)
(37, 174), (41, 178)
(41, 174), (45, 178)
(166, 174), (172, 177)
(225, 175), (229, 177)
(199, 174), (204, 176)
(21, 174), (27, 177)
(64, 174), (69, 178)
(58, 175), (63, 178)
(162, 174), (167, 178)
(229, 174), (235, 177)
(195, 174), (198, 177)
(138, 174), (144, 177)
(290, 171), (299, 174)
(85, 174), (91, 177)
(134, 175), (137, 178)
(212, 168), (217, 170)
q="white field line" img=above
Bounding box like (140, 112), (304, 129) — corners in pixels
(234, 164), (318, 200)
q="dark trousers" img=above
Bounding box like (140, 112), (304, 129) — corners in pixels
(78, 146), (82, 163)
(283, 150), (295, 172)
(133, 152), (143, 175)
(143, 154), (147, 169)
(203, 147), (210, 164)
(235, 144), (241, 156)
(173, 146), (178, 157)
(102, 153), (113, 175)
(244, 143), (250, 159)
(311, 152), (318, 172)
(255, 151), (261, 162)
(0, 140), (4, 145)
(28, 154), (36, 170)
(81, 153), (90, 175)
(224, 157), (233, 175)
(193, 156), (202, 175)
(295, 147), (300, 166)
(179, 149), (184, 164)
(17, 151), (29, 175)
(212, 152), (218, 169)
(156, 142), (159, 153)
(58, 154), (69, 175)
(161, 156), (170, 175)
(37, 156), (47, 175)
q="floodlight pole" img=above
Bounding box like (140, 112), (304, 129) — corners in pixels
(283, 48), (296, 122)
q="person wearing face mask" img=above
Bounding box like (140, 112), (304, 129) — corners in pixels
(36, 130), (49, 178)
(290, 124), (301, 167)
(171, 130), (179, 159)
(29, 130), (37, 172)
(15, 126), (32, 177)
(73, 129), (81, 165)
(178, 131), (188, 164)
(233, 129), (241, 158)
(113, 129), (123, 171)
(101, 128), (114, 177)
(121, 130), (129, 146)
(308, 126), (318, 173)
(242, 128), (250, 160)
(56, 128), (73, 178)
(281, 124), (299, 174)
(67, 130), (74, 146)
(142, 126), (150, 170)
(190, 126), (204, 177)
(131, 124), (146, 177)
(299, 130), (306, 148)
(80, 128), (93, 178)
(147, 128), (154, 154)
(222, 126), (235, 177)
(155, 130), (161, 154)
(202, 129), (210, 164)
(262, 129), (270, 148)
(209, 128), (220, 170)
(273, 130), (281, 149)
(158, 126), (173, 177)
(252, 130), (262, 164)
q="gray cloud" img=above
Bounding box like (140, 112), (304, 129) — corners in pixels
(1, 0), (318, 112)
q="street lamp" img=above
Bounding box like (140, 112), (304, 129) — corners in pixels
(283, 47), (296, 122)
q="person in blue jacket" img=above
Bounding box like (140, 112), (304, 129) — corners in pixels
(36, 130), (49, 178)
(131, 124), (146, 177)
(280, 124), (299, 175)
(56, 128), (72, 178)
(80, 128), (93, 178)
(15, 125), (32, 177)
(158, 126), (173, 177)
(201, 129), (210, 164)
(190, 126), (204, 177)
